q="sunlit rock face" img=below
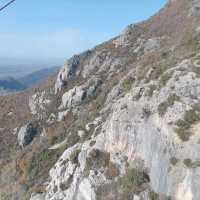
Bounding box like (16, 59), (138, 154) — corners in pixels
(189, 0), (200, 16)
(18, 123), (38, 147)
(1, 0), (200, 199)
(43, 55), (200, 200)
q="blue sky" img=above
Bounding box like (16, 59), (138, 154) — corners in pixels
(0, 0), (167, 65)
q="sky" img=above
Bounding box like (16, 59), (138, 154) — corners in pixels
(0, 0), (167, 66)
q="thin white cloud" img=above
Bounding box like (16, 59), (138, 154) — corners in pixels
(0, 28), (103, 60)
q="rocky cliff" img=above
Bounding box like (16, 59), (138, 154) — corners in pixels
(1, 0), (200, 200)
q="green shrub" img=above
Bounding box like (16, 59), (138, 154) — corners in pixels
(184, 109), (200, 124)
(183, 159), (192, 168)
(0, 193), (10, 200)
(183, 159), (200, 168)
(120, 168), (150, 192)
(122, 77), (135, 92)
(175, 104), (200, 141)
(149, 191), (159, 200)
(170, 157), (179, 166)
(176, 120), (190, 129)
(160, 72), (173, 86)
(86, 149), (110, 170)
(28, 148), (64, 184)
(161, 51), (169, 59)
(175, 127), (191, 141)
(158, 102), (169, 116)
(70, 149), (81, 164)
(158, 94), (180, 116)
(167, 94), (180, 105)
(149, 191), (172, 200)
(146, 63), (169, 82)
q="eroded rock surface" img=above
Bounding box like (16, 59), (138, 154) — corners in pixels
(2, 0), (200, 200)
(18, 123), (38, 147)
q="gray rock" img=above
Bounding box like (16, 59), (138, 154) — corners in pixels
(45, 59), (200, 200)
(55, 51), (92, 93)
(189, 0), (200, 16)
(30, 193), (45, 200)
(113, 24), (143, 48)
(28, 1), (200, 199)
(143, 38), (161, 53)
(18, 123), (38, 147)
(86, 79), (102, 98)
(29, 91), (51, 118)
(59, 86), (86, 109)
(59, 78), (102, 110)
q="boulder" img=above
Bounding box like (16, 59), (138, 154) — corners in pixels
(59, 86), (86, 109)
(17, 123), (38, 147)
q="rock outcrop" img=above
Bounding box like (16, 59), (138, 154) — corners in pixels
(2, 0), (200, 200)
(55, 51), (92, 93)
(18, 123), (38, 147)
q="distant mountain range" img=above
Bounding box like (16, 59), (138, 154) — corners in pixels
(18, 66), (60, 87)
(0, 66), (59, 94)
(0, 77), (25, 92)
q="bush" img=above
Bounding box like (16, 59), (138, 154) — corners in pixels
(175, 127), (191, 141)
(160, 72), (173, 86)
(158, 94), (180, 116)
(149, 191), (159, 200)
(119, 168), (150, 193)
(170, 157), (179, 166)
(158, 102), (169, 116)
(167, 94), (180, 105)
(70, 149), (81, 164)
(183, 159), (192, 168)
(184, 109), (200, 124)
(0, 193), (10, 200)
(86, 149), (110, 170)
(175, 104), (200, 141)
(122, 77), (135, 92)
(183, 159), (200, 168)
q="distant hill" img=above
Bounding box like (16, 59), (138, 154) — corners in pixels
(0, 57), (63, 78)
(0, 77), (25, 92)
(18, 66), (59, 88)
(0, 66), (59, 94)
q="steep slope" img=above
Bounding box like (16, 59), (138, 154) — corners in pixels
(1, 0), (200, 200)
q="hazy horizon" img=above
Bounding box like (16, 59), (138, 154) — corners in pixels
(0, 0), (167, 69)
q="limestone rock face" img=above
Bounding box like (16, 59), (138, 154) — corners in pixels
(37, 55), (200, 200)
(55, 51), (92, 93)
(3, 0), (200, 199)
(59, 78), (102, 110)
(30, 194), (45, 200)
(26, 1), (200, 197)
(59, 86), (86, 109)
(113, 24), (144, 48)
(189, 0), (200, 16)
(18, 123), (38, 147)
(55, 55), (80, 93)
(29, 91), (51, 118)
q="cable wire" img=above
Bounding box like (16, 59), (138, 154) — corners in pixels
(0, 0), (16, 12)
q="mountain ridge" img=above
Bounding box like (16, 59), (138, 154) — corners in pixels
(1, 1), (200, 199)
(0, 66), (59, 95)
